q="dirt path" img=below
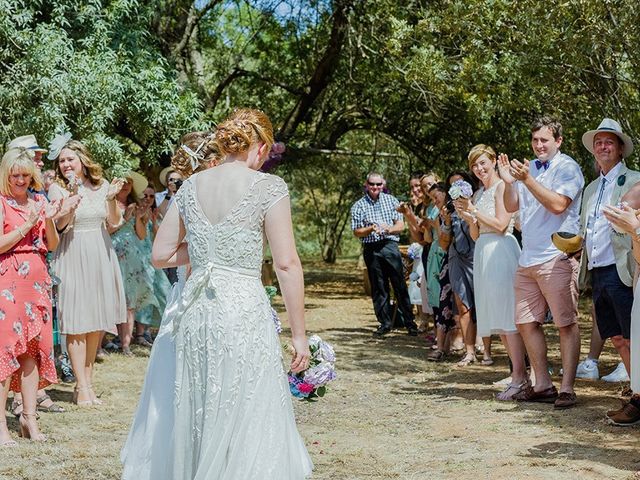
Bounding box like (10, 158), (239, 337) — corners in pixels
(291, 260), (640, 480)
(0, 260), (638, 480)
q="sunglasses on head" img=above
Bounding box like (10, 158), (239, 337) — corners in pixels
(368, 182), (383, 186)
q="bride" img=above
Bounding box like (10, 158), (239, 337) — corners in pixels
(121, 109), (313, 479)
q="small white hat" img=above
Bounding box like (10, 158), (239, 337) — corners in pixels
(6, 134), (47, 153)
(582, 118), (634, 158)
(158, 166), (175, 187)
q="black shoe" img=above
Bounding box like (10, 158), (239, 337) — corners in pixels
(407, 327), (418, 336)
(61, 374), (76, 384)
(373, 326), (392, 337)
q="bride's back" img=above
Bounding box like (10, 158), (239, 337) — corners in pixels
(192, 163), (259, 226)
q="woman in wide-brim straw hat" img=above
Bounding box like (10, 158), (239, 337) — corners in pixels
(47, 134), (126, 406)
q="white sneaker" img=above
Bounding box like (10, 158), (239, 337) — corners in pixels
(574, 359), (600, 380)
(601, 362), (630, 382)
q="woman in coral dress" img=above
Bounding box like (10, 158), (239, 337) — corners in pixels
(0, 148), (61, 444)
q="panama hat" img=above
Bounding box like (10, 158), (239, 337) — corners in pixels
(125, 171), (148, 198)
(551, 232), (583, 255)
(6, 134), (47, 153)
(158, 166), (175, 187)
(582, 118), (634, 158)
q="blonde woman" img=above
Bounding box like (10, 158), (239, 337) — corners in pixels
(455, 145), (528, 399)
(47, 137), (125, 406)
(0, 148), (61, 443)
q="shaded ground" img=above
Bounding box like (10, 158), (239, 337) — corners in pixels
(1, 259), (639, 479)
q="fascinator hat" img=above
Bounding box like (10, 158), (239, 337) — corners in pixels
(48, 132), (73, 161)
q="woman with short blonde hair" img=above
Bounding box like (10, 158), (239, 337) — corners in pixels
(456, 144), (528, 399)
(0, 148), (61, 443)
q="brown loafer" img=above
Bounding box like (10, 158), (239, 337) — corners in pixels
(513, 385), (558, 403)
(554, 391), (577, 409)
(607, 399), (629, 418)
(608, 402), (640, 426)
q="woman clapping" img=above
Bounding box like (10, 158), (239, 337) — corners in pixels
(0, 148), (61, 444)
(48, 136), (126, 406)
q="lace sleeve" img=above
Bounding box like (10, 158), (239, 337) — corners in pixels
(264, 175), (290, 214)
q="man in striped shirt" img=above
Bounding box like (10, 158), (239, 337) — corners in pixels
(351, 172), (418, 337)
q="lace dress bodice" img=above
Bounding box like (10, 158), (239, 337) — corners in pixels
(74, 181), (109, 232)
(474, 180), (514, 235)
(175, 172), (288, 276)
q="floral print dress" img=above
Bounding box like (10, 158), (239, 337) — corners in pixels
(0, 194), (57, 391)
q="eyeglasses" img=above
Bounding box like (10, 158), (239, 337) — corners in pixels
(368, 182), (383, 186)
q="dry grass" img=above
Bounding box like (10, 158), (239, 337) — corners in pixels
(1, 259), (639, 480)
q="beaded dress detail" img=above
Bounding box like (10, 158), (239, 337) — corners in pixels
(170, 172), (313, 479)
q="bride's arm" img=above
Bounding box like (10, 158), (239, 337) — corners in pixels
(265, 197), (310, 373)
(151, 202), (190, 268)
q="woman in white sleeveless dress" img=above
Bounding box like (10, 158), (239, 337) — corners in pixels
(124, 109), (313, 479)
(121, 132), (220, 479)
(455, 145), (529, 400)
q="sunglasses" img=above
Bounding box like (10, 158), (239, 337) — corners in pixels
(168, 178), (181, 183)
(368, 182), (383, 186)
(143, 194), (154, 198)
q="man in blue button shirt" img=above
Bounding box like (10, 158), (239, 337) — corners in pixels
(351, 172), (418, 337)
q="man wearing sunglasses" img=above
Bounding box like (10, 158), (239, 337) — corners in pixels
(351, 172), (418, 337)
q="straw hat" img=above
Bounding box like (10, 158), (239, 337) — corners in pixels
(125, 171), (148, 198)
(158, 166), (175, 187)
(551, 232), (583, 254)
(6, 134), (47, 153)
(582, 118), (634, 159)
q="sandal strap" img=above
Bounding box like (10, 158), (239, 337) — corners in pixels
(36, 393), (51, 404)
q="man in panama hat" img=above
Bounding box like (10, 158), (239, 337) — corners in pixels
(6, 134), (48, 172)
(578, 118), (640, 423)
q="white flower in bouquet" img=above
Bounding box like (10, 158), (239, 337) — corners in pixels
(448, 179), (473, 200)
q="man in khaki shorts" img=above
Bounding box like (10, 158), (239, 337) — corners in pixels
(498, 116), (585, 409)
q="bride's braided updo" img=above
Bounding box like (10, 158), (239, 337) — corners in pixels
(171, 131), (220, 178)
(214, 108), (274, 157)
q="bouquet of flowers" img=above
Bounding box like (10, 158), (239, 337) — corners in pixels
(448, 179), (473, 200)
(407, 242), (422, 260)
(265, 285), (282, 334)
(288, 335), (337, 402)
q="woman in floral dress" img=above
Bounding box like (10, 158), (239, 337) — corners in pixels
(0, 148), (61, 444)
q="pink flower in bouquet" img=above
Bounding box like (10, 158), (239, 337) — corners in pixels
(298, 383), (315, 394)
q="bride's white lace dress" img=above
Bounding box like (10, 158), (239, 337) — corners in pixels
(121, 171), (313, 479)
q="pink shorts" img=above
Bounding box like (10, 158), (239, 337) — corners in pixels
(514, 254), (579, 327)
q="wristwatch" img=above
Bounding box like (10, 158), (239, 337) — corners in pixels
(164, 193), (172, 200)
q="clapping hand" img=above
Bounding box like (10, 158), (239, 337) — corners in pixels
(106, 178), (125, 200)
(603, 204), (640, 234)
(509, 158), (530, 182)
(135, 204), (151, 223)
(59, 194), (81, 218)
(497, 153), (516, 184)
(43, 199), (62, 220)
